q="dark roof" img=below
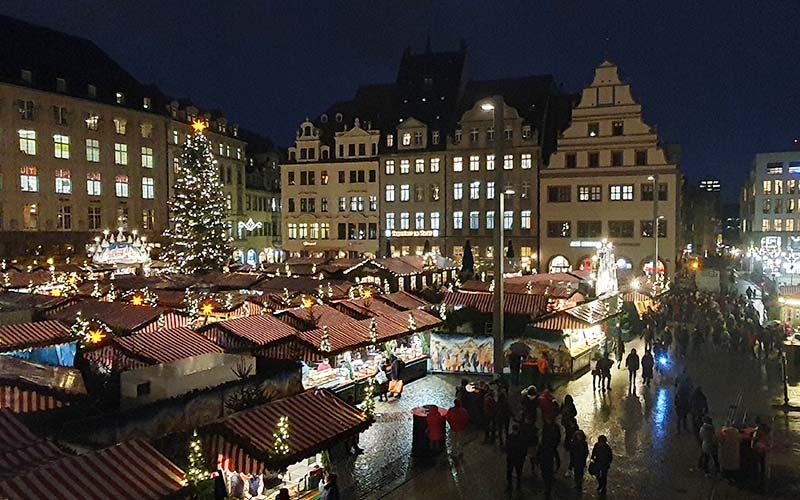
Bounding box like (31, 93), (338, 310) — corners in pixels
(0, 15), (168, 112)
(46, 299), (165, 333)
(113, 327), (223, 365)
(0, 356), (86, 397)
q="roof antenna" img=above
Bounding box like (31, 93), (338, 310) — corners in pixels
(603, 33), (611, 62)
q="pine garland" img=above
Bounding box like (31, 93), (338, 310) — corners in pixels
(186, 430), (208, 486)
(162, 125), (232, 273)
(273, 416), (290, 456)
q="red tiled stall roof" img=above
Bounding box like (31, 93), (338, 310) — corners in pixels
(201, 314), (299, 346)
(333, 297), (403, 318)
(367, 255), (458, 276)
(531, 314), (592, 331)
(460, 279), (580, 298)
(0, 321), (71, 352)
(0, 292), (72, 313)
(114, 327), (223, 365)
(0, 410), (66, 479)
(255, 277), (351, 299)
(206, 389), (370, 471)
(2, 270), (53, 289)
(376, 291), (430, 310)
(779, 285), (800, 298)
(278, 304), (355, 330)
(442, 291), (549, 317)
(46, 299), (165, 333)
(0, 439), (185, 500)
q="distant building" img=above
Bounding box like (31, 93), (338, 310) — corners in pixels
(539, 61), (682, 278)
(722, 203), (741, 246)
(682, 179), (721, 256)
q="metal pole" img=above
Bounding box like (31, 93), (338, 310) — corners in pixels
(492, 96), (505, 376)
(652, 175), (659, 285)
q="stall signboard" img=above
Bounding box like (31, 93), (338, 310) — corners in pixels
(430, 333), (494, 374)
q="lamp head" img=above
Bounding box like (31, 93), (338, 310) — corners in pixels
(480, 102), (495, 112)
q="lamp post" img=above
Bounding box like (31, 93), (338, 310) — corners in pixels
(482, 96), (507, 376)
(647, 175), (660, 286)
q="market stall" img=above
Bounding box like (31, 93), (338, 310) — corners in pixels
(527, 316), (606, 375)
(202, 389), (371, 499)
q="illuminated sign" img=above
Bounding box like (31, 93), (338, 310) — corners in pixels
(761, 236), (781, 249)
(569, 240), (602, 248)
(389, 230), (437, 237)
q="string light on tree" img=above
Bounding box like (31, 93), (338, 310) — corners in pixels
(186, 430), (208, 487)
(407, 312), (416, 332)
(162, 120), (233, 273)
(273, 416), (290, 456)
(320, 326), (331, 353)
(363, 377), (376, 417)
(369, 318), (378, 344)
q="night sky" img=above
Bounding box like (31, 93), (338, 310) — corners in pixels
(3, 0), (799, 201)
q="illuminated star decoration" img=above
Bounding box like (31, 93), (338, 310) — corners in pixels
(131, 295), (144, 306)
(88, 328), (106, 344)
(191, 119), (207, 133)
(200, 303), (214, 316)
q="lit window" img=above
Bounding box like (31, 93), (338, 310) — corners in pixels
(521, 210), (531, 229)
(402, 133), (411, 146)
(143, 97), (151, 110)
(115, 92), (125, 104)
(140, 122), (153, 138)
(385, 160), (395, 175)
(18, 130), (36, 155)
(141, 146), (154, 168)
(487, 181), (495, 200)
(23, 204), (38, 229)
(774, 219), (783, 232)
(761, 219), (770, 232)
(521, 153), (532, 169)
(787, 219), (795, 232)
(414, 131), (423, 145)
(453, 182), (463, 200)
(415, 158), (425, 173)
(20, 166), (38, 192)
(470, 181), (481, 199)
(54, 169), (71, 194)
(430, 158), (440, 172)
(432, 131), (440, 145)
(369, 195), (377, 211)
(114, 143), (128, 165)
(57, 205), (71, 230)
(503, 154), (513, 170)
(86, 172), (101, 196)
(453, 157), (463, 172)
(141, 177), (155, 199)
(486, 211), (495, 229)
(470, 155), (480, 171)
(85, 139), (100, 162)
(454, 130), (462, 143)
(114, 118), (127, 135)
(588, 122), (599, 137)
(470, 211), (480, 230)
(400, 159), (410, 174)
(172, 130), (179, 144)
(610, 184), (634, 201)
(522, 125), (532, 139)
(763, 180), (772, 194)
(415, 212), (425, 229)
(486, 154), (495, 171)
(385, 185), (396, 202)
(53, 134), (70, 159)
(142, 209), (155, 229)
(385, 213), (395, 230)
(400, 184), (410, 202)
(400, 212), (410, 229)
(453, 211), (463, 230)
(431, 183), (441, 201)
(430, 212), (440, 230)
(115, 175), (129, 198)
(504, 211), (514, 230)
(387, 134), (394, 147)
(173, 157), (180, 174)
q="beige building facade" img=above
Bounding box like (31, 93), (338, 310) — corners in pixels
(539, 61), (680, 278)
(0, 80), (169, 256)
(281, 119), (380, 257)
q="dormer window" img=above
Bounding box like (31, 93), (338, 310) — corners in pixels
(87, 84), (97, 98)
(402, 133), (411, 146)
(335, 113), (343, 123)
(414, 131), (423, 146)
(56, 78), (67, 93)
(143, 97), (151, 110)
(115, 92), (125, 105)
(454, 130), (462, 143)
(303, 125), (312, 136)
(20, 69), (32, 84)
(219, 123), (227, 133)
(320, 114), (328, 123)
(522, 125), (532, 139)
(432, 131), (440, 145)
(387, 134), (394, 147)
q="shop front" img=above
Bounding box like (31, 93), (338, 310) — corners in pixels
(202, 389), (371, 499)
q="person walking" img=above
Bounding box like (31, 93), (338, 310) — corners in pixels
(506, 424), (528, 491)
(445, 399), (469, 460)
(519, 413), (539, 479)
(641, 348), (655, 386)
(426, 404), (445, 454)
(598, 352), (613, 392)
(538, 422), (561, 500)
(537, 354), (551, 391)
(591, 350), (602, 391)
(614, 334), (625, 369)
(569, 430), (590, 491)
(509, 353), (522, 385)
(625, 348), (640, 394)
(698, 416), (719, 476)
(590, 435), (613, 495)
(561, 395), (578, 453)
(496, 387), (511, 446)
(483, 388), (497, 444)
(690, 386), (709, 434)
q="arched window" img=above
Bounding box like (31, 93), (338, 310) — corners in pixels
(335, 113), (343, 123)
(303, 125), (311, 136)
(320, 114), (328, 123)
(548, 255), (571, 273)
(321, 149), (329, 159)
(289, 151), (296, 161)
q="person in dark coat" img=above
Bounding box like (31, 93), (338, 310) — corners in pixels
(641, 348), (655, 386)
(590, 435), (613, 495)
(598, 352), (613, 392)
(495, 387), (511, 446)
(509, 353), (522, 385)
(319, 472), (340, 500)
(213, 469), (228, 500)
(690, 386), (709, 434)
(561, 394), (578, 452)
(538, 422), (561, 500)
(519, 413), (539, 478)
(569, 430), (590, 490)
(625, 348), (640, 394)
(506, 424), (528, 490)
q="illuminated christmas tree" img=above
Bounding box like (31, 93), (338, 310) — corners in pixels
(186, 430), (208, 487)
(273, 416), (290, 456)
(162, 121), (232, 273)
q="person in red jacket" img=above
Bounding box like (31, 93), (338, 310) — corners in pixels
(426, 404), (445, 453)
(446, 399), (470, 460)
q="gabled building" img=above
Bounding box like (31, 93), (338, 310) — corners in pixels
(539, 61), (681, 278)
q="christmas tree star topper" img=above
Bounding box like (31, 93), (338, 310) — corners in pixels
(191, 120), (207, 133)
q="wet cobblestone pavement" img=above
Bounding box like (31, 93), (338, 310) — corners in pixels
(331, 339), (800, 500)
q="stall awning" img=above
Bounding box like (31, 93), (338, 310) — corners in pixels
(0, 321), (72, 352)
(563, 295), (622, 325)
(621, 291), (656, 304)
(531, 314), (592, 331)
(205, 389), (370, 473)
(0, 439), (185, 500)
(443, 291), (549, 317)
(376, 291), (430, 311)
(0, 410), (65, 479)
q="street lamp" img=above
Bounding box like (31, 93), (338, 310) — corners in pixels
(483, 96), (507, 376)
